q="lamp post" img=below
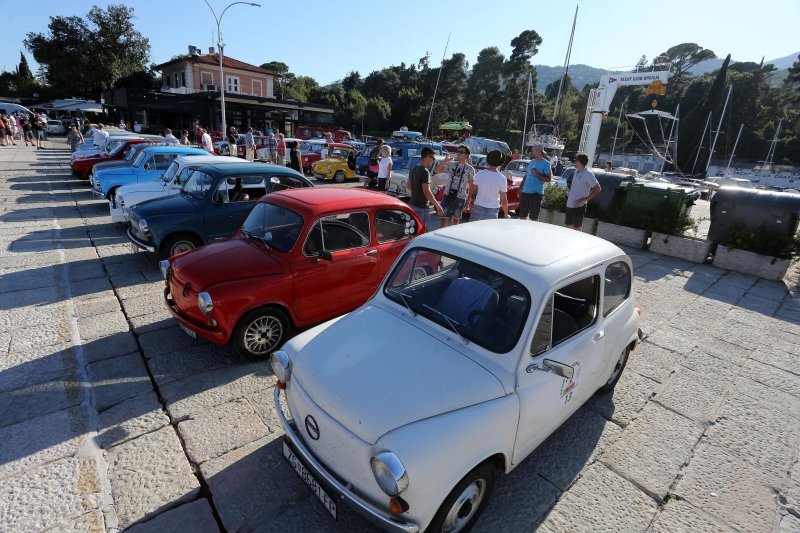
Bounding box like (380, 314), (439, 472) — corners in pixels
(202, 0), (261, 137)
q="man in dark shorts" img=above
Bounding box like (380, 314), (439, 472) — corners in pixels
(405, 147), (443, 228)
(565, 153), (601, 231)
(434, 144), (475, 227)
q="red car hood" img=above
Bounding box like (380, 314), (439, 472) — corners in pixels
(171, 237), (285, 290)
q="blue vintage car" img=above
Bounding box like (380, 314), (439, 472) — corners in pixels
(127, 162), (313, 258)
(355, 141), (444, 175)
(91, 145), (208, 205)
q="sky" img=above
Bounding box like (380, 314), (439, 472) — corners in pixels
(1, 0), (798, 85)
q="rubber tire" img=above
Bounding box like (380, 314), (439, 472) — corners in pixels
(426, 463), (497, 533)
(233, 307), (290, 360)
(333, 170), (346, 183)
(598, 347), (630, 394)
(159, 233), (202, 260)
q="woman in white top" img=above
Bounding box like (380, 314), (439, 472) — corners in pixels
(377, 145), (392, 192)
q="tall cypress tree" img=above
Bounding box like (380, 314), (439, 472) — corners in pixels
(16, 52), (33, 80)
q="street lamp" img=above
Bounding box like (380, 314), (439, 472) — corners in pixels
(202, 0), (261, 137)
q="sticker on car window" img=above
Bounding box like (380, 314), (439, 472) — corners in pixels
(560, 361), (582, 405)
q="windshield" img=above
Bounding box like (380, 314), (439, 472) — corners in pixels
(161, 161), (180, 182)
(182, 170), (214, 200)
(385, 248), (530, 353)
(506, 161), (528, 172)
(105, 139), (123, 152)
(132, 151), (147, 167)
(241, 202), (303, 253)
(175, 166), (196, 186)
(109, 142), (128, 156)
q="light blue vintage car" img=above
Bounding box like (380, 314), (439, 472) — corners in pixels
(91, 145), (207, 206)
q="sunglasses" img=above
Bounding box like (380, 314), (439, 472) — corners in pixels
(457, 150), (467, 154)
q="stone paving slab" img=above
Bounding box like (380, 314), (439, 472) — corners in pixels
(0, 376), (82, 429)
(650, 499), (735, 533)
(87, 351), (152, 412)
(125, 498), (219, 533)
(178, 398), (271, 465)
(106, 425), (200, 528)
(97, 391), (170, 450)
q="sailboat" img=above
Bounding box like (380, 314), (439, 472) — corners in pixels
(524, 3), (577, 155)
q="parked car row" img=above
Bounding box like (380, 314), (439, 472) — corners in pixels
(74, 133), (642, 532)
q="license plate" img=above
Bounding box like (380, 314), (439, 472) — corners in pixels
(283, 440), (338, 520)
(179, 324), (197, 339)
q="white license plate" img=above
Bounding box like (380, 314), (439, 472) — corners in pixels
(283, 440), (338, 520)
(179, 324), (197, 339)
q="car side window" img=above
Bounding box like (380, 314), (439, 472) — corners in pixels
(603, 261), (631, 317)
(269, 174), (308, 192)
(303, 212), (370, 256)
(143, 156), (157, 171)
(530, 275), (600, 355)
(376, 209), (418, 243)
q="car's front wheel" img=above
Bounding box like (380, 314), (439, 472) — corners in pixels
(333, 170), (346, 183)
(427, 463), (496, 533)
(234, 307), (290, 360)
(598, 347), (630, 393)
(160, 233), (202, 259)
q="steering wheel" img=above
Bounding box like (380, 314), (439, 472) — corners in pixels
(468, 310), (514, 338)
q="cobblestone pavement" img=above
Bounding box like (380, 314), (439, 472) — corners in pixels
(1, 139), (799, 532)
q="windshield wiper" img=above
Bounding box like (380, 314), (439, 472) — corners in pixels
(387, 287), (417, 317)
(422, 304), (468, 345)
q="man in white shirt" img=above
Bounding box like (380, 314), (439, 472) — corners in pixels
(200, 128), (214, 153)
(244, 127), (256, 161)
(133, 121), (142, 133)
(550, 153), (559, 174)
(467, 150), (510, 222)
(93, 123), (109, 146)
(565, 153), (601, 231)
(320, 143), (329, 160)
(163, 128), (180, 145)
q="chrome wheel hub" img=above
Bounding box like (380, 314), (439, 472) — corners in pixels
(442, 479), (486, 532)
(244, 315), (282, 354)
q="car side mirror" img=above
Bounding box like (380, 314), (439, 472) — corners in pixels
(544, 359), (574, 380)
(318, 250), (333, 261)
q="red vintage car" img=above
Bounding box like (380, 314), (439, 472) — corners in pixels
(295, 125), (352, 142)
(71, 138), (151, 179)
(161, 187), (431, 359)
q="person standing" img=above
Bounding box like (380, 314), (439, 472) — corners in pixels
(565, 153), (601, 231)
(365, 138), (384, 188)
(518, 145), (552, 221)
(200, 128), (214, 153)
(20, 114), (33, 146)
(118, 120), (126, 130)
(376, 145), (393, 192)
(180, 130), (190, 145)
(7, 114), (17, 145)
(405, 147), (443, 227)
(434, 144), (475, 227)
(276, 133), (287, 165)
(320, 143), (329, 161)
(132, 120), (142, 133)
(226, 126), (238, 156)
(163, 128), (180, 145)
(244, 127), (256, 162)
(34, 114), (47, 149)
(467, 150), (510, 222)
(266, 131), (278, 163)
(288, 141), (303, 173)
(92, 123), (109, 147)
(66, 125), (84, 152)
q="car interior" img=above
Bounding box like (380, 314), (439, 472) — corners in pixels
(531, 275), (599, 354)
(303, 213), (371, 256)
(388, 253), (530, 353)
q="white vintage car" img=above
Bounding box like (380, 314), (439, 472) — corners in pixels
(272, 220), (642, 532)
(386, 155), (450, 198)
(112, 154), (242, 222)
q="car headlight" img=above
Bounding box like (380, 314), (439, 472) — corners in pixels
(197, 292), (213, 314)
(159, 260), (170, 279)
(370, 451), (409, 496)
(270, 350), (291, 386)
(139, 218), (149, 234)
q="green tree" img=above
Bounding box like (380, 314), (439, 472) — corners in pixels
(464, 47), (505, 129)
(500, 30), (542, 130)
(341, 71), (361, 92)
(25, 4), (150, 98)
(260, 61), (290, 74)
(657, 43), (716, 89)
(364, 96), (391, 132)
(16, 52), (33, 80)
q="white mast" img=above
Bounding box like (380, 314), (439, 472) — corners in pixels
(726, 123), (744, 175)
(705, 85), (732, 174)
(691, 112), (712, 175)
(763, 119), (783, 168)
(610, 100), (625, 159)
(521, 71), (532, 154)
(425, 32), (451, 139)
(552, 4), (578, 124)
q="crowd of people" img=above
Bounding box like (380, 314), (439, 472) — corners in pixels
(0, 111), (48, 149)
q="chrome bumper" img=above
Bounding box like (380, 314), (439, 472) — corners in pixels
(126, 226), (156, 253)
(273, 388), (420, 533)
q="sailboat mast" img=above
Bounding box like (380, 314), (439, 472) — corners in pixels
(764, 119), (783, 168)
(610, 100), (625, 159)
(425, 32), (451, 138)
(705, 85), (732, 174)
(691, 112), (712, 175)
(726, 123), (744, 175)
(551, 4), (578, 124)
(521, 71), (532, 154)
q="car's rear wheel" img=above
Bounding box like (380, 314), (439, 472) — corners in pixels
(234, 307), (290, 360)
(333, 170), (346, 183)
(160, 233), (202, 259)
(598, 347), (630, 393)
(427, 463), (496, 533)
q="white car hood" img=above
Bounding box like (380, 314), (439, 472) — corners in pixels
(291, 305), (506, 444)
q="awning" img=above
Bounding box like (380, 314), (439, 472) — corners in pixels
(48, 99), (104, 113)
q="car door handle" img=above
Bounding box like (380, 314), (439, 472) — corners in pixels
(364, 249), (378, 256)
(593, 330), (605, 341)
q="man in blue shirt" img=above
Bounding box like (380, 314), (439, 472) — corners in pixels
(519, 145), (552, 221)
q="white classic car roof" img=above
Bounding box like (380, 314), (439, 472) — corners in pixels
(422, 220), (624, 269)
